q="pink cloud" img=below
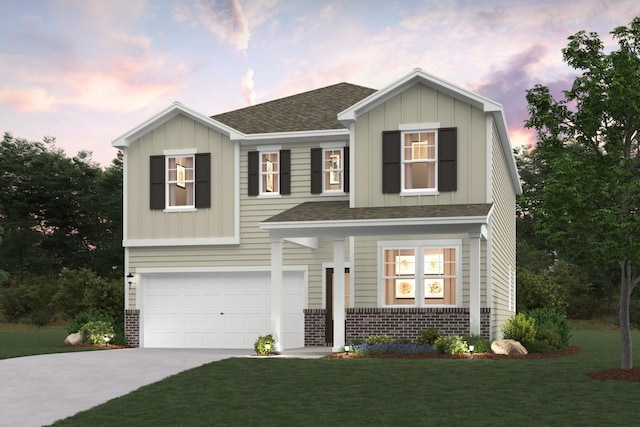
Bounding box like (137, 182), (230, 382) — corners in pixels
(0, 87), (55, 112)
(241, 68), (256, 106)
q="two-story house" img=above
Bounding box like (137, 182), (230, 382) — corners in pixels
(112, 69), (521, 351)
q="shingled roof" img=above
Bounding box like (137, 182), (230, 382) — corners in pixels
(263, 201), (493, 223)
(211, 83), (376, 134)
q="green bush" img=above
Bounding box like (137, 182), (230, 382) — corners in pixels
(30, 309), (54, 327)
(526, 308), (571, 350)
(416, 327), (441, 345)
(434, 335), (469, 355)
(80, 320), (115, 345)
(502, 313), (537, 345)
(0, 276), (55, 323)
(365, 334), (393, 345)
(254, 334), (275, 355)
(463, 334), (492, 353)
(68, 312), (92, 334)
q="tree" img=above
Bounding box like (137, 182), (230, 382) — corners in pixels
(525, 18), (640, 368)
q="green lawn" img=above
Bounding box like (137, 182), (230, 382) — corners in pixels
(48, 326), (640, 427)
(0, 323), (104, 359)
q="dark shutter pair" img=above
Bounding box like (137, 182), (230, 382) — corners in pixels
(382, 128), (457, 193)
(149, 153), (211, 209)
(247, 150), (291, 196)
(310, 147), (349, 194)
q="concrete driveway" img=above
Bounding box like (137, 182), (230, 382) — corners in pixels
(0, 348), (253, 427)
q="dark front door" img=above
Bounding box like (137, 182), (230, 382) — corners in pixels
(325, 267), (350, 346)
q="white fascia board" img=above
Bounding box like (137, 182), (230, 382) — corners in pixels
(134, 265), (308, 274)
(338, 68), (503, 125)
(490, 111), (523, 195)
(112, 102), (244, 148)
(123, 236), (240, 247)
(237, 128), (349, 145)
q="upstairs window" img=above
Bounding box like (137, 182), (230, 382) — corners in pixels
(260, 151), (279, 195)
(150, 152), (210, 210)
(382, 127), (457, 194)
(311, 146), (349, 194)
(248, 149), (291, 196)
(167, 156), (194, 207)
(402, 131), (436, 191)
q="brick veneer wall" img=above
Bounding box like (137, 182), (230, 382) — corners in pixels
(124, 309), (140, 347)
(304, 309), (326, 346)
(304, 307), (490, 346)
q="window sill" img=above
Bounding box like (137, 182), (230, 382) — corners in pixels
(163, 207), (197, 213)
(399, 190), (439, 197)
(257, 193), (281, 198)
(319, 191), (346, 196)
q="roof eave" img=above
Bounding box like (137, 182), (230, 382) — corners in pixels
(236, 128), (350, 145)
(111, 102), (244, 149)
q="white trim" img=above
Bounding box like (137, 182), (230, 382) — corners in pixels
(163, 207), (197, 213)
(284, 237), (318, 249)
(134, 265), (308, 274)
(262, 215), (490, 231)
(112, 102), (243, 148)
(237, 129), (349, 145)
(486, 116), (493, 203)
(321, 262), (353, 310)
(163, 148), (197, 156)
(377, 239), (463, 308)
(320, 141), (346, 149)
(257, 144), (282, 152)
(399, 122), (440, 131)
(123, 237), (240, 247)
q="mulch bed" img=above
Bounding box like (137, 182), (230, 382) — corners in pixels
(326, 346), (640, 382)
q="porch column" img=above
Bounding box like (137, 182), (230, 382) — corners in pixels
(469, 232), (482, 336)
(332, 237), (346, 352)
(270, 237), (284, 351)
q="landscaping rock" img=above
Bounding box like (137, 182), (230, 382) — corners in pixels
(491, 339), (528, 356)
(64, 332), (83, 346)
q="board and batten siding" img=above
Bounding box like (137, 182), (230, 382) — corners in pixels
(126, 114), (236, 240)
(489, 120), (517, 339)
(127, 140), (350, 309)
(351, 83), (487, 208)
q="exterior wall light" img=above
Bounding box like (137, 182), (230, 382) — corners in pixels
(126, 273), (134, 289)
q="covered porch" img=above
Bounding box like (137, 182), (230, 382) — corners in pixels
(260, 201), (492, 351)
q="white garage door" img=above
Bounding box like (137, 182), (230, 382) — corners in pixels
(141, 271), (305, 349)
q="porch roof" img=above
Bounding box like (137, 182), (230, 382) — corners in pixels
(260, 201), (492, 239)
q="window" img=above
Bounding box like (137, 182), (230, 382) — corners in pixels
(167, 156), (194, 207)
(248, 149), (291, 196)
(260, 151), (279, 194)
(382, 127), (457, 194)
(311, 146), (349, 194)
(381, 244), (458, 306)
(149, 153), (210, 210)
(402, 131), (436, 191)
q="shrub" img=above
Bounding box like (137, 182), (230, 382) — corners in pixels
(30, 309), (54, 327)
(526, 308), (571, 350)
(502, 313), (537, 345)
(463, 334), (492, 353)
(68, 312), (92, 334)
(434, 335), (469, 355)
(347, 340), (435, 355)
(365, 334), (393, 345)
(416, 327), (441, 345)
(80, 320), (115, 345)
(254, 334), (275, 355)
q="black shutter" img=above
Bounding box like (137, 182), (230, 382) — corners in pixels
(438, 127), (457, 192)
(150, 155), (165, 210)
(195, 153), (211, 208)
(310, 148), (322, 194)
(280, 149), (291, 195)
(343, 146), (350, 193)
(382, 130), (401, 194)
(248, 151), (259, 196)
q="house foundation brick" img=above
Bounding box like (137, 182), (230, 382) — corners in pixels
(124, 309), (140, 347)
(304, 307), (490, 346)
(304, 309), (327, 346)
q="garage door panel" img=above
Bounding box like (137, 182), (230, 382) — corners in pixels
(143, 271), (305, 349)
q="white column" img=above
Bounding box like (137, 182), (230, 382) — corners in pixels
(332, 237), (346, 352)
(469, 232), (482, 336)
(270, 238), (284, 351)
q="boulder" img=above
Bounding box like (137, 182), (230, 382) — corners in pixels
(491, 339), (528, 356)
(64, 332), (84, 346)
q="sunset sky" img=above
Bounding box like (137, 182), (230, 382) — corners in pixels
(1, 0), (639, 166)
